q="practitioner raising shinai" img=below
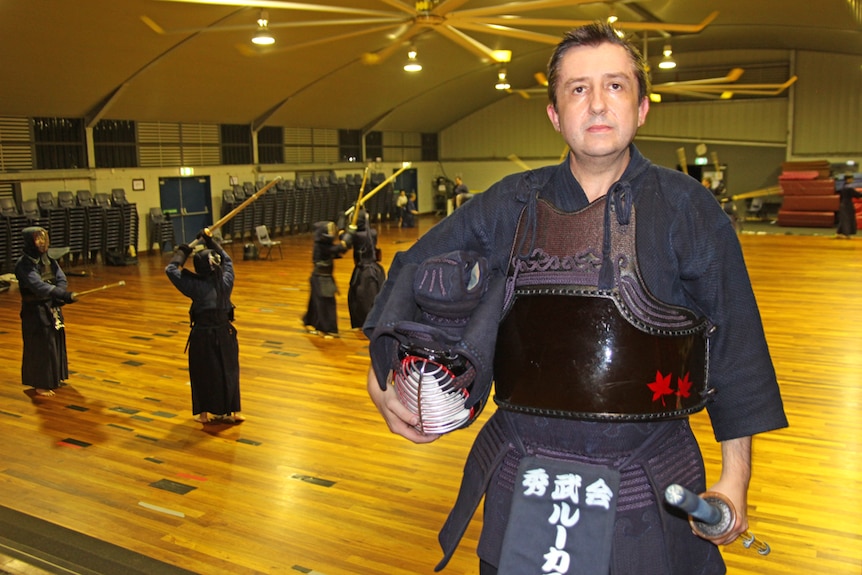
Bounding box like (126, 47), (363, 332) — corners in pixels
(166, 230), (243, 425)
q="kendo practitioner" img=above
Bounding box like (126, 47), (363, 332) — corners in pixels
(365, 23), (788, 574)
(15, 226), (78, 397)
(836, 173), (862, 238)
(303, 221), (349, 338)
(165, 231), (243, 424)
(347, 210), (385, 329)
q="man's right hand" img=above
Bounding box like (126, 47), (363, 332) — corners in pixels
(366, 367), (441, 444)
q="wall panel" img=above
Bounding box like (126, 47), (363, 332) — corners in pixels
(793, 51), (862, 155)
(640, 99), (788, 144)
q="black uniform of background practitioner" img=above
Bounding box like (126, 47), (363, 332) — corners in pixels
(365, 23), (787, 574)
(15, 226), (78, 396)
(347, 211), (385, 329)
(836, 174), (862, 238)
(303, 221), (349, 336)
(165, 232), (243, 424)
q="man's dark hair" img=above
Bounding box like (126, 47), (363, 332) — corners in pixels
(546, 22), (651, 108)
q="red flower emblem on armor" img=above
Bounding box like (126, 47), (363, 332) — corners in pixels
(647, 371), (674, 406)
(677, 373), (692, 398)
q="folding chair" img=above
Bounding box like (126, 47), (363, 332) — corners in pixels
(254, 225), (282, 260)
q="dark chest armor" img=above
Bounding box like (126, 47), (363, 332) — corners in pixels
(493, 197), (713, 421)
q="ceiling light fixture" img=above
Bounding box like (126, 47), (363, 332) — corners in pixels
(403, 47), (422, 72)
(658, 45), (677, 69)
(495, 68), (511, 90)
(252, 10), (275, 46)
(491, 49), (512, 64)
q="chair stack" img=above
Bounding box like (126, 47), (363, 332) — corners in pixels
(262, 181), (278, 234)
(273, 180), (287, 235)
(110, 188), (139, 264)
(33, 192), (67, 257)
(0, 199), (28, 274)
(78, 190), (105, 263)
(280, 179), (297, 235)
(221, 188), (242, 242)
(148, 207), (175, 253)
(57, 191), (86, 264)
(21, 199), (42, 225)
(295, 177), (313, 233)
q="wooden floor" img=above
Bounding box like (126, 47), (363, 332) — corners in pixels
(0, 216), (860, 575)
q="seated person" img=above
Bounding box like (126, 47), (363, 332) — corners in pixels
(453, 176), (473, 208)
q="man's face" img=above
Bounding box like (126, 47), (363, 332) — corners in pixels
(546, 42), (648, 163)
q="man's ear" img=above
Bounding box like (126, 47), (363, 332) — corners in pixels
(547, 103), (561, 132)
(637, 96), (650, 127)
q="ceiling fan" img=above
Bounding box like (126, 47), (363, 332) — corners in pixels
(512, 68), (798, 101)
(143, 0), (720, 65)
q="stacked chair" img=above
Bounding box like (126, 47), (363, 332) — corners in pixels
(148, 207), (176, 253)
(0, 199), (27, 274)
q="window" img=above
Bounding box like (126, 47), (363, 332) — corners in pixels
(421, 132), (438, 161)
(32, 117), (87, 170)
(220, 124), (252, 165)
(94, 119), (138, 168)
(366, 130), (383, 161)
(258, 126), (284, 164)
(338, 129), (362, 162)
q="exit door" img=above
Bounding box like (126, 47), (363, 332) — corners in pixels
(159, 176), (212, 245)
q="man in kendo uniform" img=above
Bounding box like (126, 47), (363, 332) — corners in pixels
(303, 221), (350, 338)
(166, 231), (243, 424)
(347, 210), (385, 330)
(365, 23), (788, 574)
(15, 226), (78, 397)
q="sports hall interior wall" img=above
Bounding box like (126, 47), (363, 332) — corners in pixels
(1, 48), (859, 255)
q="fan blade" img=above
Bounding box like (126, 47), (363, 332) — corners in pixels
(509, 89), (534, 99)
(140, 7), (249, 36)
(453, 21), (564, 45)
(144, 15), (403, 36)
(476, 12), (718, 34)
(155, 0), (397, 17)
(535, 72), (548, 86)
(456, 0), (598, 19)
(361, 24), (425, 64)
(655, 88), (724, 100)
(507, 154), (532, 171)
(724, 76), (798, 95)
(237, 22), (403, 56)
(375, 0), (421, 15)
(654, 76), (797, 98)
(268, 17), (406, 30)
(613, 11), (718, 34)
(676, 148), (688, 174)
(653, 68), (745, 89)
(454, 5), (717, 35)
(434, 25), (500, 61)
(432, 0), (473, 16)
(514, 88), (545, 98)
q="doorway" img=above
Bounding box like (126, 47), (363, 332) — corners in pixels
(159, 176), (212, 245)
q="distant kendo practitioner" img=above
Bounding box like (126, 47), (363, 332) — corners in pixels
(15, 226), (78, 397)
(303, 221), (350, 338)
(165, 230), (244, 425)
(347, 210), (385, 330)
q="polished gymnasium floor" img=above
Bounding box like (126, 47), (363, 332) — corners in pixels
(0, 214), (860, 575)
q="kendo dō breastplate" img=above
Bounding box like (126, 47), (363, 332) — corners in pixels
(494, 195), (713, 421)
(20, 256), (58, 303)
